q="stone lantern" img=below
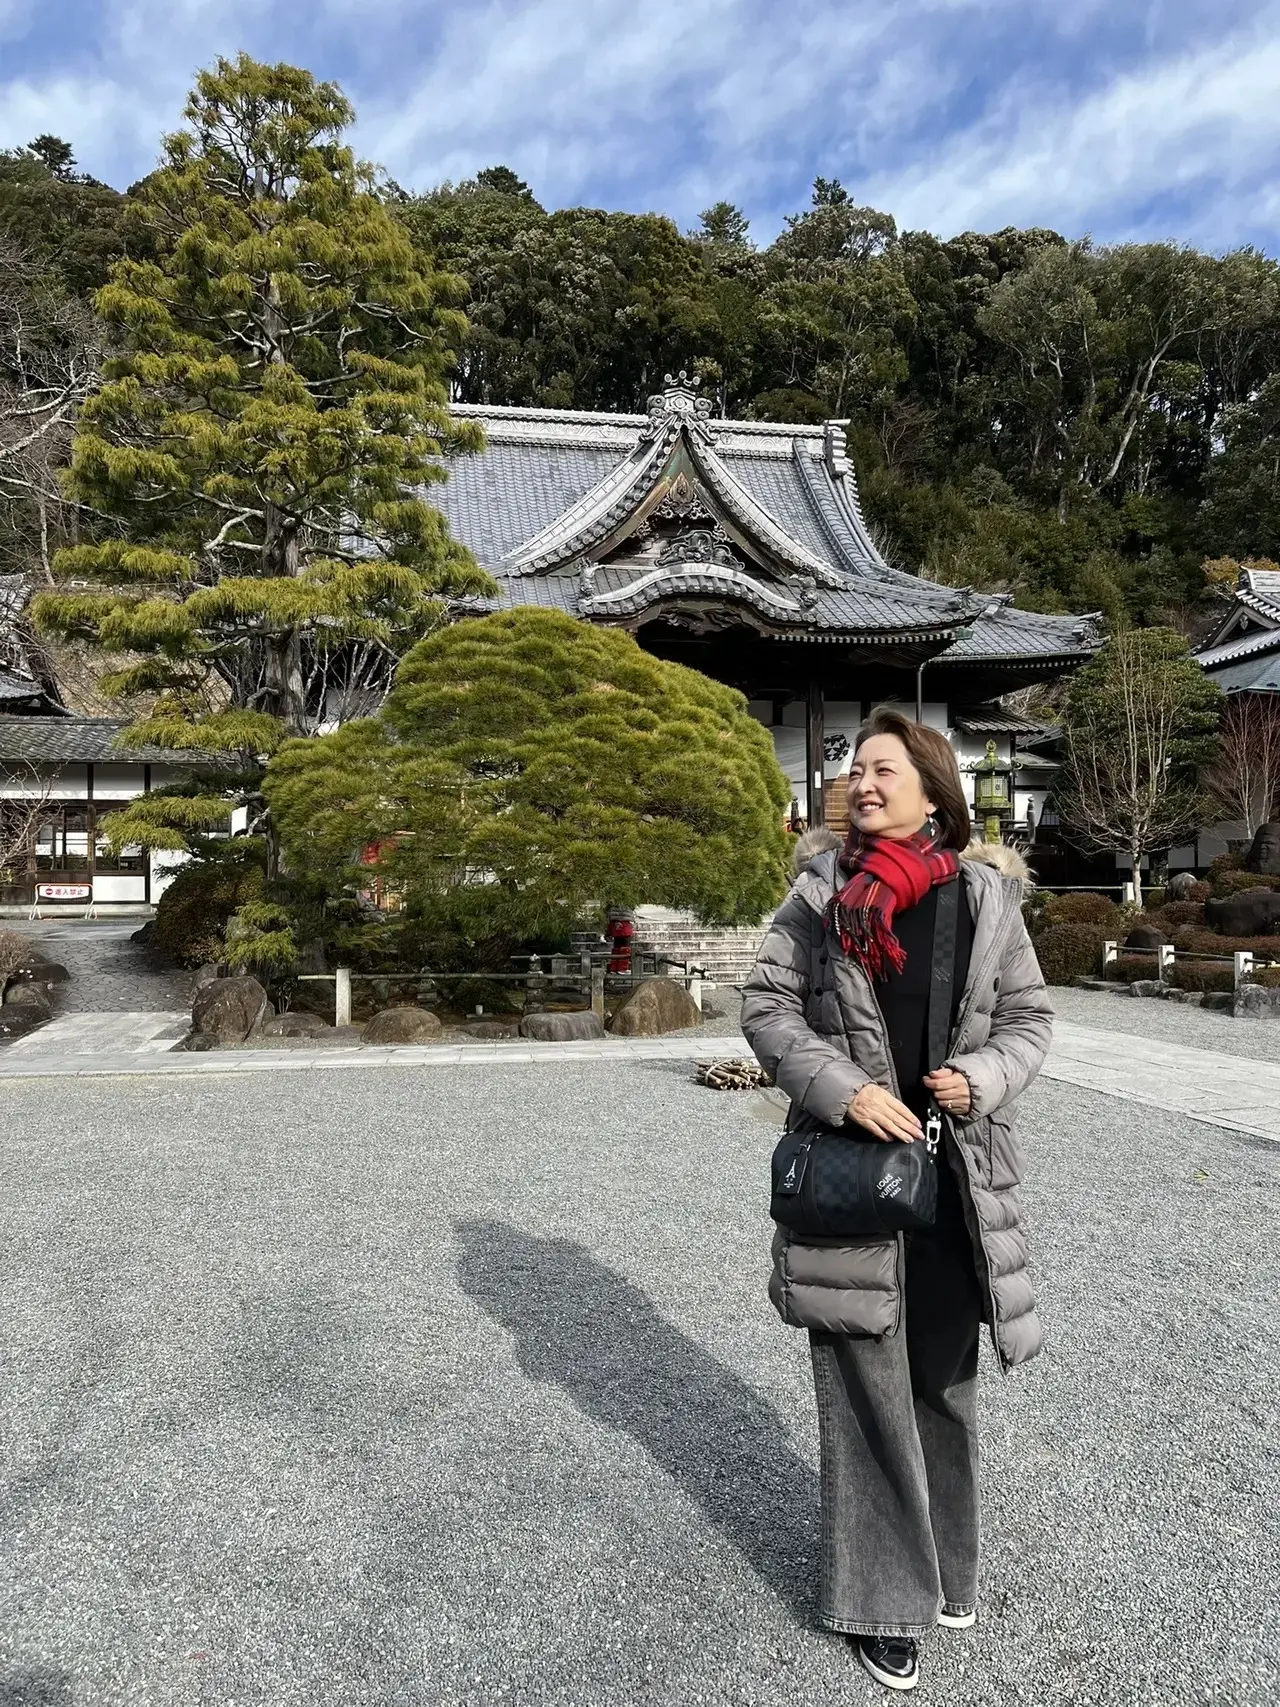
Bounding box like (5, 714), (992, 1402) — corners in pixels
(973, 739), (1014, 844)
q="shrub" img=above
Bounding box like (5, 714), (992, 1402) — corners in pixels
(1108, 952), (1157, 982)
(1208, 868), (1280, 897)
(1145, 902), (1206, 933)
(1040, 892), (1122, 929)
(1252, 966), (1280, 989)
(1208, 850), (1244, 877)
(1187, 880), (1211, 903)
(153, 857), (266, 966)
(1144, 888), (1166, 909)
(0, 928), (47, 978)
(1180, 929), (1280, 958)
(1167, 963), (1233, 993)
(1032, 922), (1111, 985)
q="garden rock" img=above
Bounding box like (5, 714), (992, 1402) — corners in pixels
(1204, 888), (1280, 938)
(1244, 821), (1280, 875)
(1, 982), (53, 1019)
(192, 963), (221, 989)
(361, 1006), (442, 1045)
(1202, 992), (1235, 1012)
(259, 1011), (332, 1038)
(1124, 924), (1168, 950)
(190, 974), (272, 1046)
(609, 977), (700, 1036)
(519, 1010), (604, 1042)
(1234, 984), (1280, 1018)
(1128, 979), (1164, 998)
(1166, 871), (1200, 902)
(461, 1020), (520, 1039)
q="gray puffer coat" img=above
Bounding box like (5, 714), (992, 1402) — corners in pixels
(740, 842), (1053, 1369)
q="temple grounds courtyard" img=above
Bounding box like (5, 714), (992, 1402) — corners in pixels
(0, 1047), (1275, 1707)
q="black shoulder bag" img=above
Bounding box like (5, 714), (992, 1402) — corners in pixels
(769, 875), (959, 1238)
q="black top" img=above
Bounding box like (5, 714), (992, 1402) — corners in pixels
(872, 881), (974, 1123)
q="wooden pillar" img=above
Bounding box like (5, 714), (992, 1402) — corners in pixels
(805, 679), (825, 831)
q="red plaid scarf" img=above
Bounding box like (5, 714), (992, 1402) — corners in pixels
(829, 822), (959, 979)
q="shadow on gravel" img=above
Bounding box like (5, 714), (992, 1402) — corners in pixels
(0, 1665), (74, 1705)
(456, 1218), (818, 1622)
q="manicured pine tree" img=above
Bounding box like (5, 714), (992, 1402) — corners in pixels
(33, 53), (492, 856)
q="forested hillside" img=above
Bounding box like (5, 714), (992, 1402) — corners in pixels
(4, 133), (1279, 638)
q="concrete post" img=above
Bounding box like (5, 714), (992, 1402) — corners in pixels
(1234, 951), (1254, 990)
(689, 973), (703, 1012)
(1157, 943), (1175, 983)
(590, 966), (605, 1021)
(335, 966), (352, 1028)
(1102, 940), (1118, 974)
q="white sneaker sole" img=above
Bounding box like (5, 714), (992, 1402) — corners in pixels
(938, 1608), (977, 1629)
(857, 1646), (919, 1691)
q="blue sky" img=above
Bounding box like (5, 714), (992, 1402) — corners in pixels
(1, 0), (1277, 250)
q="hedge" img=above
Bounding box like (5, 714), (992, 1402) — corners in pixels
(1031, 923), (1111, 985)
(1208, 869), (1280, 898)
(1041, 892), (1123, 929)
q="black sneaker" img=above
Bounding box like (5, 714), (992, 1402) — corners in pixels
(855, 1635), (920, 1691)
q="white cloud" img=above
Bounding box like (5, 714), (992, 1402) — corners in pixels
(1, 0), (1277, 250)
(857, 6), (1280, 246)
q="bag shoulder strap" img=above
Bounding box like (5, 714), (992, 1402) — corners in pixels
(926, 876), (959, 1075)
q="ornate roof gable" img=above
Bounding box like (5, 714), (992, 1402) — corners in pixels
(503, 374), (843, 591)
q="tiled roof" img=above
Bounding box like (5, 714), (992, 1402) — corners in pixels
(0, 716), (206, 765)
(1195, 628), (1280, 668)
(435, 397), (1096, 667)
(953, 704), (1056, 735)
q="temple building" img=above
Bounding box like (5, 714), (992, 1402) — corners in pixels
(1193, 564), (1280, 697)
(431, 376), (1100, 834)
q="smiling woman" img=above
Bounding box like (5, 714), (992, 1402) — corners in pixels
(741, 702), (1053, 1694)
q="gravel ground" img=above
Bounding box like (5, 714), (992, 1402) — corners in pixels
(1048, 982), (1280, 1063)
(0, 1065), (1274, 1707)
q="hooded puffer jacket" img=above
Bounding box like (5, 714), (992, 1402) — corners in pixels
(740, 840), (1053, 1370)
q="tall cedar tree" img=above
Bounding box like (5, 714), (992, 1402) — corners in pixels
(32, 55), (491, 854)
(262, 608), (792, 965)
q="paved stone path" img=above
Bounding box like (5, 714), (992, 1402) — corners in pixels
(6, 920), (192, 1012)
(2, 1010), (188, 1056)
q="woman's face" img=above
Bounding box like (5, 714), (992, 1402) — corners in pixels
(847, 733), (936, 841)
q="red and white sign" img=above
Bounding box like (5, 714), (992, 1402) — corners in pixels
(36, 883), (91, 901)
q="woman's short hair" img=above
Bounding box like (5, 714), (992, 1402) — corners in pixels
(853, 705), (973, 851)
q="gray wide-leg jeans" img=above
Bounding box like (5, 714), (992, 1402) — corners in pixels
(807, 1165), (982, 1638)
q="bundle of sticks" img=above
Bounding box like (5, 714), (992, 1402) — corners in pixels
(693, 1057), (773, 1090)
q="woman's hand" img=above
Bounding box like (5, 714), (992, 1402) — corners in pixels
(847, 1084), (924, 1143)
(923, 1067), (971, 1117)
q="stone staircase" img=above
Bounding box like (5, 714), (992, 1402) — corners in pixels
(629, 910), (775, 985)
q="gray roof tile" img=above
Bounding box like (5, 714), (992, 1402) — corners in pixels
(0, 716), (209, 766)
(437, 401), (1096, 666)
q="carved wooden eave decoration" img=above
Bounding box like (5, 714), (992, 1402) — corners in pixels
(502, 373), (842, 591)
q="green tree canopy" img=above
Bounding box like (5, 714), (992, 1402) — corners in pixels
(263, 608), (792, 962)
(30, 53), (490, 855)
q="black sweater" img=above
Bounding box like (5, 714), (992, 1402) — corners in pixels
(872, 882), (973, 1122)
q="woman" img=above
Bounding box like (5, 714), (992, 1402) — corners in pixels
(741, 706), (1053, 1694)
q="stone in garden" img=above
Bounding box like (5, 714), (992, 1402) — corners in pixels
(1165, 872), (1200, 901)
(258, 1011), (332, 1038)
(1244, 821), (1280, 875)
(1, 981), (53, 1019)
(192, 963), (221, 989)
(609, 977), (700, 1036)
(1202, 992), (1235, 1012)
(1204, 888), (1280, 938)
(519, 1010), (604, 1042)
(1234, 984), (1280, 1018)
(1128, 980), (1164, 998)
(1124, 924), (1168, 950)
(190, 974), (272, 1045)
(461, 1020), (520, 1039)
(361, 1006), (442, 1044)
